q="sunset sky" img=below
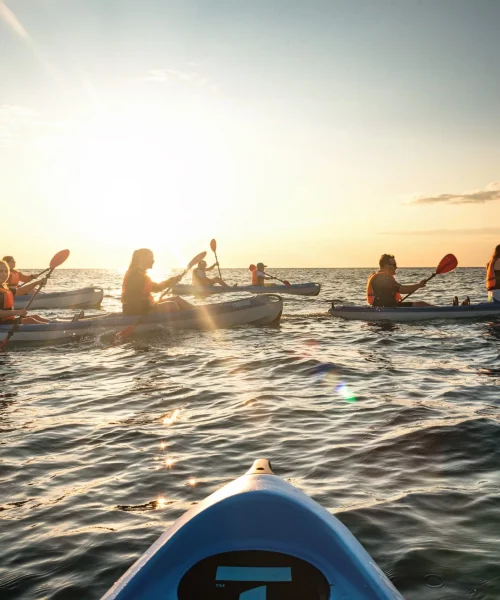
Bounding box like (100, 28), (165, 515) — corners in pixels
(1, 0), (499, 269)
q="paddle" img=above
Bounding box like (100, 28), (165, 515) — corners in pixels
(18, 267), (50, 289)
(399, 253), (458, 303)
(114, 251), (207, 342)
(249, 264), (291, 287)
(210, 239), (222, 280)
(0, 249), (70, 351)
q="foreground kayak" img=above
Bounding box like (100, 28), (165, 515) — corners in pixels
(103, 459), (403, 599)
(0, 295), (282, 344)
(330, 302), (500, 322)
(14, 287), (104, 310)
(172, 282), (321, 296)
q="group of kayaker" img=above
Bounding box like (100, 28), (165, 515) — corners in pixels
(2, 244), (499, 324)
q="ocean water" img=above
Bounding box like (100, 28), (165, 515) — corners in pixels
(0, 267), (499, 599)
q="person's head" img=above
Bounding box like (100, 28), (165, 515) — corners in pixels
(2, 256), (15, 270)
(129, 248), (154, 270)
(492, 244), (500, 260)
(198, 260), (207, 270)
(256, 262), (266, 270)
(379, 253), (397, 273)
(0, 260), (10, 285)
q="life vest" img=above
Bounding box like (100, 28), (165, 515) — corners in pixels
(251, 270), (258, 285)
(192, 268), (208, 286)
(7, 269), (31, 288)
(486, 259), (497, 290)
(121, 268), (153, 312)
(0, 286), (15, 321)
(366, 272), (402, 305)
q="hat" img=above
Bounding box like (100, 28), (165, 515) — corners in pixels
(256, 262), (267, 269)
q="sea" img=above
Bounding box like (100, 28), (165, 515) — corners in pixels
(1, 267), (499, 599)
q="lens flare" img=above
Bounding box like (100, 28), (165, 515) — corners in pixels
(163, 408), (181, 425)
(157, 497), (167, 508)
(336, 382), (356, 403)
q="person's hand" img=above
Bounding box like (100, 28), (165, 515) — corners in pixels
(30, 274), (36, 281)
(15, 309), (28, 317)
(38, 277), (48, 287)
(174, 274), (183, 283)
(418, 279), (427, 288)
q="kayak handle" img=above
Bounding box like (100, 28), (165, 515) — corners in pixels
(246, 458), (274, 475)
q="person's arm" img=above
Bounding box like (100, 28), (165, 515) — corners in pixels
(152, 275), (183, 293)
(18, 271), (35, 283)
(205, 262), (218, 272)
(0, 308), (27, 318)
(399, 280), (426, 294)
(15, 278), (47, 295)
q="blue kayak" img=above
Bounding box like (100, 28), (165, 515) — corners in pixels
(103, 459), (403, 599)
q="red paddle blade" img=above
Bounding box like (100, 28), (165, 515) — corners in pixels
(210, 239), (217, 253)
(249, 264), (256, 271)
(436, 253), (458, 275)
(283, 280), (291, 286)
(50, 249), (70, 270)
(113, 323), (137, 342)
(188, 251), (207, 270)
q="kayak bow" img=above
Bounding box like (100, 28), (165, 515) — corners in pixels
(103, 459), (403, 599)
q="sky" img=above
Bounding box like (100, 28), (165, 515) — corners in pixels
(1, 0), (499, 269)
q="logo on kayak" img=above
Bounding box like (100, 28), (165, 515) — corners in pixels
(231, 300), (252, 308)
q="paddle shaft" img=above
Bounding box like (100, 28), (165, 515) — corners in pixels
(18, 267), (50, 289)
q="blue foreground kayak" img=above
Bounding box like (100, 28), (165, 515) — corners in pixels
(103, 459), (403, 599)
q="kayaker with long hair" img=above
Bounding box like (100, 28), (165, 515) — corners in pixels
(121, 249), (195, 316)
(192, 259), (229, 288)
(2, 255), (43, 295)
(486, 244), (500, 302)
(0, 260), (49, 324)
(367, 254), (433, 307)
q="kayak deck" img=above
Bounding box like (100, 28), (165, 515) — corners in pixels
(172, 283), (321, 296)
(14, 287), (104, 309)
(330, 302), (500, 322)
(103, 459), (403, 599)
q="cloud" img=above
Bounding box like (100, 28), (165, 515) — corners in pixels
(409, 182), (500, 205)
(379, 227), (499, 236)
(138, 68), (219, 94)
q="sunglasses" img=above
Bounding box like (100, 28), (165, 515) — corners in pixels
(387, 262), (397, 267)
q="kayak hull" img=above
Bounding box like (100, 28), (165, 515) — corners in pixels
(0, 295), (282, 344)
(14, 287), (104, 310)
(103, 459), (403, 599)
(330, 302), (500, 322)
(172, 283), (321, 296)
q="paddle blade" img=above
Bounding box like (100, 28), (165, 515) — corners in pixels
(249, 264), (256, 271)
(283, 280), (291, 286)
(188, 251), (207, 270)
(436, 254), (458, 275)
(114, 324), (136, 341)
(210, 239), (217, 253)
(50, 249), (70, 270)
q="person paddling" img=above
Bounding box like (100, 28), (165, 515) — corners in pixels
(192, 259), (229, 288)
(0, 260), (50, 324)
(3, 255), (42, 295)
(366, 254), (433, 307)
(121, 249), (195, 316)
(486, 244), (500, 303)
(252, 262), (271, 286)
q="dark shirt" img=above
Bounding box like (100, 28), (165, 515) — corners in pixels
(494, 269), (500, 290)
(121, 269), (163, 316)
(371, 273), (401, 307)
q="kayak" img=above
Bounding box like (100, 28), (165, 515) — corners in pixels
(171, 283), (321, 297)
(103, 459), (403, 599)
(330, 302), (500, 322)
(0, 295), (283, 344)
(14, 287), (104, 310)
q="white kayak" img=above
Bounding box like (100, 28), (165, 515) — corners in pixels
(0, 295), (283, 344)
(330, 302), (500, 322)
(171, 282), (321, 296)
(14, 287), (104, 310)
(103, 459), (403, 600)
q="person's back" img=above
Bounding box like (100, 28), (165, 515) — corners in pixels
(122, 267), (153, 315)
(486, 244), (500, 302)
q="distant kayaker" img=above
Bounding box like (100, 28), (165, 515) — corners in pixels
(486, 244), (500, 302)
(252, 262), (271, 286)
(121, 249), (195, 316)
(2, 255), (42, 295)
(366, 254), (433, 307)
(0, 260), (50, 324)
(192, 259), (229, 287)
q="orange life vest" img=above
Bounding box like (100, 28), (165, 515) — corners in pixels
(0, 286), (15, 321)
(486, 259), (497, 290)
(251, 270), (258, 285)
(366, 272), (402, 305)
(121, 268), (154, 312)
(7, 269), (31, 288)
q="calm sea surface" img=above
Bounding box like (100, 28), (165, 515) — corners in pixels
(1, 267), (499, 599)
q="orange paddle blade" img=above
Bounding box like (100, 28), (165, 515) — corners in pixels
(50, 249), (70, 270)
(436, 254), (458, 275)
(210, 239), (217, 253)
